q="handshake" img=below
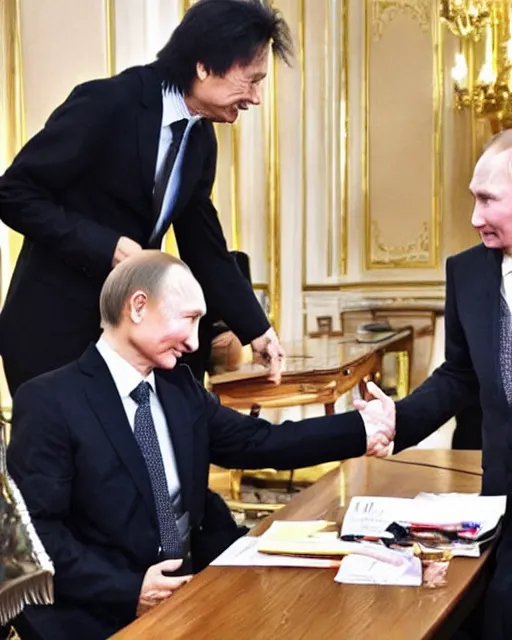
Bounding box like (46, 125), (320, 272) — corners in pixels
(354, 381), (396, 457)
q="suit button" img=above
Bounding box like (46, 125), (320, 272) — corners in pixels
(81, 266), (92, 277)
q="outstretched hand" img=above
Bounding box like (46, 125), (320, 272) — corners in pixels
(354, 381), (396, 457)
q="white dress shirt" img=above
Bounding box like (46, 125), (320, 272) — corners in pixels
(502, 253), (512, 311)
(151, 89), (202, 243)
(96, 336), (181, 499)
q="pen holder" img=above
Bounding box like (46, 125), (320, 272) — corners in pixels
(419, 549), (452, 588)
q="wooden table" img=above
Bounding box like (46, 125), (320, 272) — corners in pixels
(210, 328), (413, 414)
(112, 450), (489, 640)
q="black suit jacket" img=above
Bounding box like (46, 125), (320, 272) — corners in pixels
(7, 345), (366, 639)
(394, 244), (511, 496)
(0, 65), (268, 389)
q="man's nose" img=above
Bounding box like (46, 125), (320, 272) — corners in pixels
(471, 205), (485, 228)
(183, 325), (199, 353)
(250, 83), (262, 105)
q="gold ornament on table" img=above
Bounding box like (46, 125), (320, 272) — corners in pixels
(0, 416), (54, 626)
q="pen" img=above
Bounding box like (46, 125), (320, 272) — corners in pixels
(340, 534), (393, 542)
(408, 522), (481, 531)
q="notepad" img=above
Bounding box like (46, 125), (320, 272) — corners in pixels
(256, 521), (409, 566)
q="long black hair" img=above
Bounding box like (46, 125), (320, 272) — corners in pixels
(154, 0), (293, 93)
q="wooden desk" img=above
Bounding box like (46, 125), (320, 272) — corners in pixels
(113, 450), (488, 640)
(210, 328), (413, 413)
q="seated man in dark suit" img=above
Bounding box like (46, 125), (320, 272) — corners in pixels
(7, 251), (394, 640)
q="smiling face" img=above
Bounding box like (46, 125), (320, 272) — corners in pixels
(470, 146), (512, 253)
(126, 267), (206, 372)
(185, 46), (269, 123)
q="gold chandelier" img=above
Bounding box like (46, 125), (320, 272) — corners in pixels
(440, 0), (490, 40)
(443, 1), (512, 132)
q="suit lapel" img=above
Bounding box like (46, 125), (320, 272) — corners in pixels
(155, 373), (194, 514)
(137, 67), (163, 210)
(485, 248), (503, 384)
(79, 346), (158, 525)
(171, 120), (205, 217)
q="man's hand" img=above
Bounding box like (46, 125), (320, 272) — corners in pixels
(112, 236), (143, 267)
(136, 559), (192, 617)
(251, 327), (285, 384)
(354, 381), (396, 457)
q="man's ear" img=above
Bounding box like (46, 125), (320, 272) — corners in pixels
(196, 62), (208, 81)
(129, 291), (147, 324)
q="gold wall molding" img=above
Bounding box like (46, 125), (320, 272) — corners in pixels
(340, 0), (349, 276)
(266, 48), (281, 332)
(303, 280), (445, 292)
(372, 0), (431, 40)
(370, 220), (430, 266)
(302, 0), (348, 285)
(1, 0), (25, 289)
(364, 0), (443, 270)
(105, 0), (116, 76)
(300, 0), (307, 288)
(229, 123), (241, 250)
(325, 0), (333, 277)
(1, 0), (25, 168)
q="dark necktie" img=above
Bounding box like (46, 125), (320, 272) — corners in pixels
(152, 118), (188, 219)
(130, 381), (182, 558)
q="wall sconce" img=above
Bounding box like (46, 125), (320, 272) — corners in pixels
(440, 0), (490, 40)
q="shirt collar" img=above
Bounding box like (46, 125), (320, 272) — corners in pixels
(502, 253), (512, 278)
(96, 335), (156, 400)
(161, 88), (202, 128)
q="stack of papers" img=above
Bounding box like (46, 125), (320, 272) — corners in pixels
(213, 520), (418, 574)
(257, 520), (408, 565)
(341, 493), (506, 557)
(212, 493), (505, 588)
(211, 535), (343, 569)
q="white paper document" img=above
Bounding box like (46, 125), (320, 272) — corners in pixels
(341, 494), (506, 537)
(211, 535), (342, 569)
(335, 552), (422, 587)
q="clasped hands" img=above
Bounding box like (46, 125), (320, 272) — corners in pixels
(137, 558), (192, 617)
(354, 381), (396, 457)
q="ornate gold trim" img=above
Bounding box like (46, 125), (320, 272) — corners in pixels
(363, 0), (371, 270)
(1, 0), (26, 408)
(300, 0), (307, 289)
(325, 1), (333, 277)
(364, 0), (443, 270)
(432, 6), (443, 270)
(303, 280), (445, 292)
(105, 0), (116, 76)
(370, 220), (430, 266)
(230, 123), (241, 250)
(340, 0), (349, 276)
(2, 0), (25, 163)
(252, 282), (269, 292)
(266, 51), (281, 332)
(3, 0), (25, 285)
(372, 0), (431, 40)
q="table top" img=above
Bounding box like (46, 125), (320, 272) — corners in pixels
(113, 450), (486, 640)
(210, 328), (412, 386)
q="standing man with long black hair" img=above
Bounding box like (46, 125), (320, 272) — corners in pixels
(0, 0), (290, 394)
